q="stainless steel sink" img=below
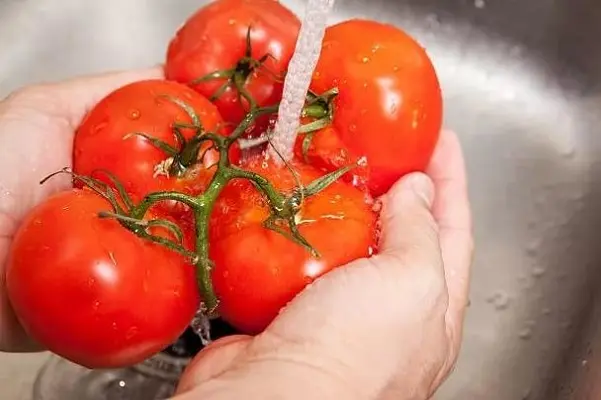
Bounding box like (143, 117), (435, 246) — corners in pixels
(1, 0), (600, 399)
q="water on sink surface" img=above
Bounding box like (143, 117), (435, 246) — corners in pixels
(1, 0), (600, 399)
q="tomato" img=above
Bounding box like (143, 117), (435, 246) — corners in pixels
(209, 158), (377, 334)
(165, 0), (301, 126)
(73, 79), (234, 207)
(310, 19), (443, 197)
(6, 189), (199, 368)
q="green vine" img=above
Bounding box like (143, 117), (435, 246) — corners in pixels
(49, 90), (350, 318)
(47, 30), (346, 323)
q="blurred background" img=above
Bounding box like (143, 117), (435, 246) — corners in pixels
(1, 0), (601, 399)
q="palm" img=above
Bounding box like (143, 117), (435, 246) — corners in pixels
(0, 68), (161, 351)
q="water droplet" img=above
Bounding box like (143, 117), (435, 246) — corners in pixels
(525, 238), (542, 256)
(531, 267), (546, 278)
(519, 328), (532, 340)
(125, 326), (138, 339)
(371, 44), (381, 54)
(425, 14), (440, 27)
(361, 56), (370, 64)
(129, 109), (140, 120)
(474, 0), (486, 8)
(92, 122), (108, 135)
(392, 65), (400, 72)
(569, 190), (584, 202)
(368, 246), (374, 256)
(118, 380), (126, 388)
(487, 291), (511, 310)
(510, 46), (524, 57)
(33, 218), (42, 226)
(92, 300), (100, 311)
(349, 124), (357, 133)
(314, 71), (321, 80)
(112, 322), (118, 330)
(372, 200), (383, 213)
(362, 82), (369, 89)
(228, 18), (236, 25)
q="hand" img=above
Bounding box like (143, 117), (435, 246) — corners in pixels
(0, 68), (162, 351)
(174, 129), (473, 400)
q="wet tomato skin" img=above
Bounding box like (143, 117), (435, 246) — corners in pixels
(6, 189), (199, 368)
(209, 159), (377, 334)
(73, 79), (231, 205)
(310, 19), (443, 197)
(165, 0), (301, 125)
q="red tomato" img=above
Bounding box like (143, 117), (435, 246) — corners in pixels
(73, 79), (234, 206)
(165, 0), (301, 125)
(6, 189), (199, 368)
(310, 19), (443, 197)
(209, 158), (377, 334)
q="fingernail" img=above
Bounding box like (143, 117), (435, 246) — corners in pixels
(402, 173), (434, 207)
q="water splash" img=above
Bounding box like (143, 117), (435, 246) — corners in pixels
(190, 309), (212, 346)
(268, 0), (335, 162)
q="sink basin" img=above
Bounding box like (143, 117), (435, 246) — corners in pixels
(1, 0), (600, 398)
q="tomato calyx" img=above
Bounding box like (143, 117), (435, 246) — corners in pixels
(123, 95), (218, 179)
(237, 160), (355, 257)
(298, 87), (339, 161)
(191, 27), (279, 112)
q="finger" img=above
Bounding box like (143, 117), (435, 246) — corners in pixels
(6, 66), (164, 128)
(376, 172), (443, 279)
(426, 130), (473, 334)
(176, 335), (252, 394)
(248, 173), (448, 399)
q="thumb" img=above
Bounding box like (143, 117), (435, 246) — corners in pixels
(376, 172), (441, 273)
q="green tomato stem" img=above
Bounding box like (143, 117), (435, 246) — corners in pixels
(193, 207), (217, 313)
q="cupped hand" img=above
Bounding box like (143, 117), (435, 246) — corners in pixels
(174, 129), (473, 400)
(0, 69), (473, 400)
(0, 67), (162, 351)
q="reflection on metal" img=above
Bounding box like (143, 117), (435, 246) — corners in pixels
(1, 0), (600, 399)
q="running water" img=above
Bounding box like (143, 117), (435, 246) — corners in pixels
(268, 0), (335, 162)
(191, 0), (335, 340)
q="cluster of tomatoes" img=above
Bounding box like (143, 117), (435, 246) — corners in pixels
(6, 0), (442, 369)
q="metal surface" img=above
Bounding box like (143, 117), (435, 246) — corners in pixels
(1, 0), (600, 398)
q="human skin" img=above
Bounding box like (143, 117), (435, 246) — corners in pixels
(0, 68), (472, 400)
